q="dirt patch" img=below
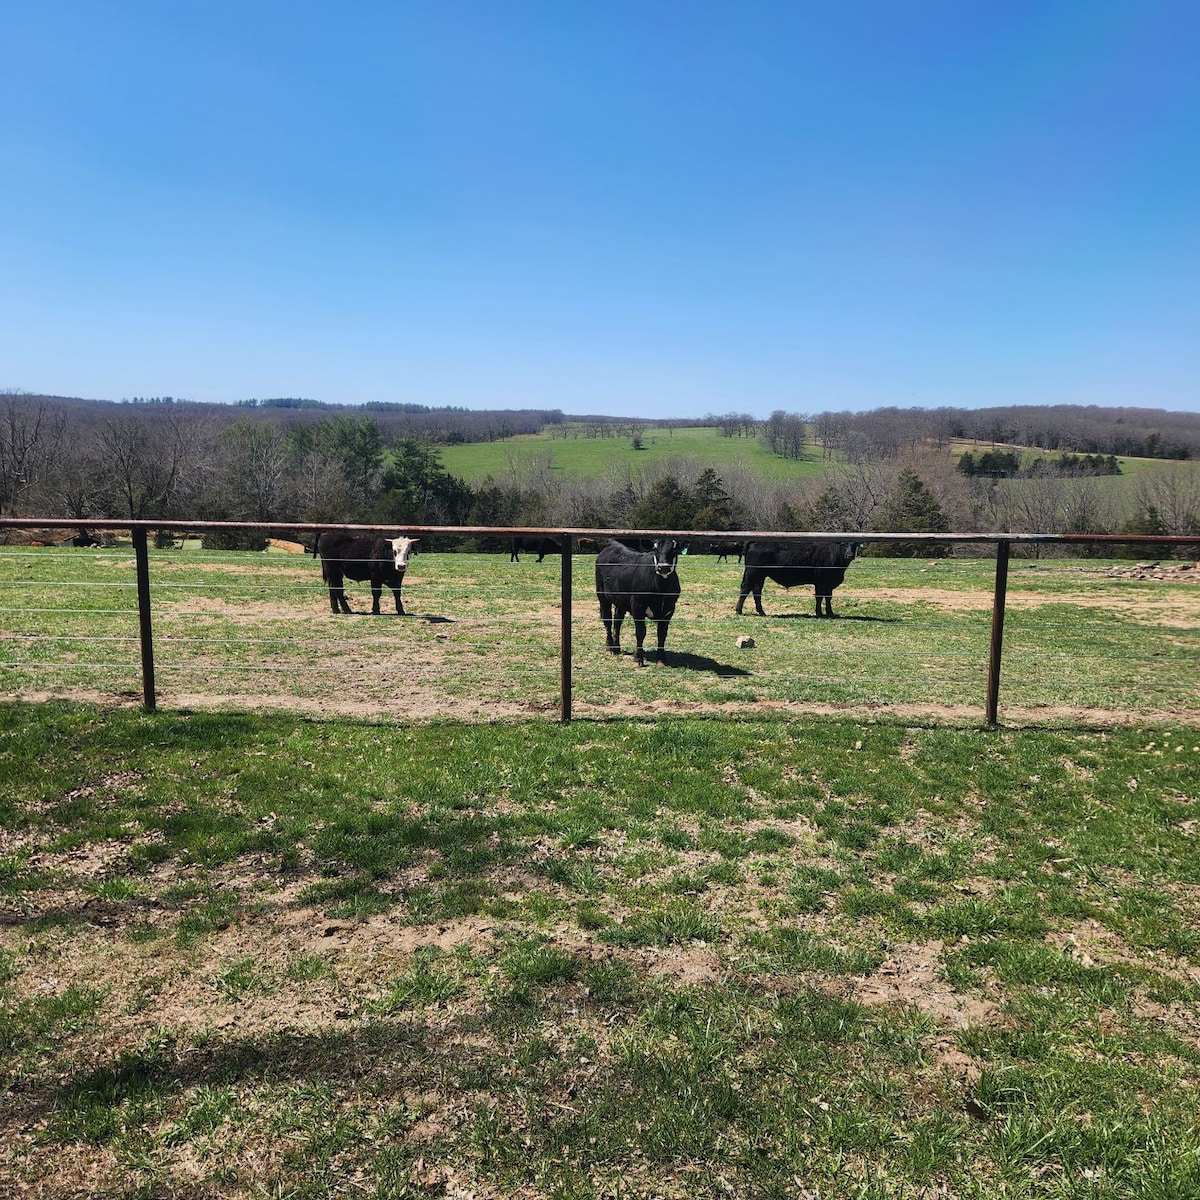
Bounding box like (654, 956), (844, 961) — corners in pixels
(12, 685), (1200, 729)
(850, 584), (1200, 625)
(826, 939), (1001, 1031)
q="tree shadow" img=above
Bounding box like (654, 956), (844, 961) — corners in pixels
(11, 1020), (483, 1129)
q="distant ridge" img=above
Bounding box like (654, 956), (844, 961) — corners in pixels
(7, 391), (1198, 458)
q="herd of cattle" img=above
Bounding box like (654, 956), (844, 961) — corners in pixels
(314, 532), (859, 666)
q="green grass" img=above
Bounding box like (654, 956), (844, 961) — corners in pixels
(2, 701), (1200, 1196)
(1, 545), (1197, 725)
(440, 422), (830, 484)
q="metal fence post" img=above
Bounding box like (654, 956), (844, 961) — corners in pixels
(132, 527), (157, 712)
(560, 535), (573, 722)
(986, 539), (1010, 726)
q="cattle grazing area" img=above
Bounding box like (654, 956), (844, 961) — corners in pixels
(0, 542), (1197, 725)
(2, 701), (1199, 1198)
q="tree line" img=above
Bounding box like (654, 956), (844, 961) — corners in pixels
(2, 391), (1197, 556)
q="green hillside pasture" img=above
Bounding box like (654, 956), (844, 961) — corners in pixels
(439, 423), (828, 484)
(0, 545), (1197, 726)
(2, 703), (1200, 1197)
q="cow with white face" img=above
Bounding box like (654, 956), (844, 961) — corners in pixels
(316, 532), (418, 614)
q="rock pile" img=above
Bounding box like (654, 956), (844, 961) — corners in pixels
(1097, 561), (1198, 582)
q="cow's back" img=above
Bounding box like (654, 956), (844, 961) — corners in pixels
(317, 533), (392, 582)
(744, 540), (856, 570)
(595, 540), (645, 597)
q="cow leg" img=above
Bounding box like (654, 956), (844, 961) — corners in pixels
(369, 582), (384, 615)
(611, 600), (633, 657)
(326, 568), (352, 613)
(599, 597), (620, 653)
(632, 615), (648, 666)
(736, 568), (767, 616)
(610, 609), (626, 654)
(735, 570), (751, 614)
(391, 587), (405, 616)
(654, 617), (671, 664)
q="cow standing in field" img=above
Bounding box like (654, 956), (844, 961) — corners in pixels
(735, 541), (858, 617)
(316, 533), (418, 615)
(509, 537), (560, 562)
(595, 538), (681, 666)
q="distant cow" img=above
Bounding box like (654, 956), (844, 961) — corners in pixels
(735, 540), (858, 617)
(316, 532), (418, 615)
(509, 536), (560, 562)
(681, 539), (745, 562)
(595, 538), (681, 666)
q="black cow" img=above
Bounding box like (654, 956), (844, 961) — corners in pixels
(509, 536), (560, 562)
(595, 538), (681, 666)
(735, 540), (858, 617)
(316, 532), (418, 614)
(681, 539), (744, 562)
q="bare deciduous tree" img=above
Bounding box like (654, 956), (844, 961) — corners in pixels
(96, 406), (213, 519)
(218, 419), (293, 521)
(0, 392), (64, 516)
(1131, 464), (1200, 538)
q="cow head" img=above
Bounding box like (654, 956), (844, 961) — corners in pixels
(390, 537), (418, 572)
(651, 538), (680, 578)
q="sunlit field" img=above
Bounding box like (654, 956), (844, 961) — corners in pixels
(3, 542), (1200, 1197)
(3, 700), (1199, 1198)
(438, 423), (830, 484)
(1, 542), (1197, 726)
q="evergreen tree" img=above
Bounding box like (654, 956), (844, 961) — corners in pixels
(868, 468), (950, 557)
(629, 476), (694, 529)
(690, 468), (736, 529)
(807, 486), (855, 531)
(374, 437), (471, 526)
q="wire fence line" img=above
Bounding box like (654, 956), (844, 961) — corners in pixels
(0, 520), (1197, 725)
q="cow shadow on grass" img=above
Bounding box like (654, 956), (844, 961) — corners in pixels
(340, 613), (454, 623)
(664, 652), (751, 676)
(765, 612), (899, 623)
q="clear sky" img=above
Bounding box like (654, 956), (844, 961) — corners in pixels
(4, 1), (1198, 418)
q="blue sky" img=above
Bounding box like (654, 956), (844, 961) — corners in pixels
(3, 1), (1198, 418)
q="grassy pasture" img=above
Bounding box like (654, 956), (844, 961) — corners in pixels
(2, 540), (1198, 1193)
(0, 543), (1197, 725)
(2, 700), (1200, 1198)
(437, 424), (1176, 506)
(438, 424), (829, 484)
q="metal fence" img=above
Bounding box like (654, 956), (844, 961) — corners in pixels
(1, 518), (1197, 725)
